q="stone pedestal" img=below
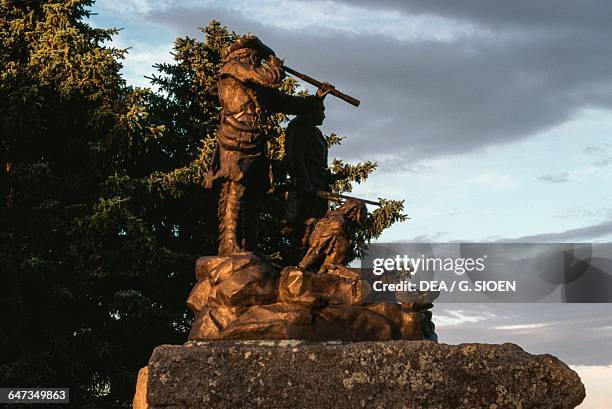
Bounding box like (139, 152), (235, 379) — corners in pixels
(134, 340), (585, 409)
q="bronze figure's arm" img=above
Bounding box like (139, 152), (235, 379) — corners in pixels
(264, 89), (319, 115)
(220, 56), (285, 88)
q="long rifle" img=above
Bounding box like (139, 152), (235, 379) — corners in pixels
(317, 190), (381, 206)
(283, 65), (361, 107)
(274, 183), (380, 206)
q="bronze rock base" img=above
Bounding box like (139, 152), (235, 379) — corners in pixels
(187, 253), (435, 341)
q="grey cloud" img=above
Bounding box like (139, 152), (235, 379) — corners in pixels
(584, 143), (612, 159)
(319, 1), (612, 33)
(539, 173), (570, 183)
(583, 145), (605, 155)
(402, 232), (449, 242)
(593, 157), (612, 167)
(146, 3), (612, 168)
(434, 303), (612, 365)
(497, 219), (612, 242)
(539, 143), (612, 183)
(554, 208), (612, 220)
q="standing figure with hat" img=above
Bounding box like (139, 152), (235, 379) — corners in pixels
(284, 82), (345, 262)
(205, 34), (323, 256)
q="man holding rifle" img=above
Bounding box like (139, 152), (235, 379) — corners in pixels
(204, 34), (323, 255)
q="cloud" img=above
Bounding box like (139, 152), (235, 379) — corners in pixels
(496, 219), (612, 242)
(538, 165), (609, 184)
(113, 39), (174, 88)
(142, 1), (612, 167)
(434, 303), (612, 366)
(95, 0), (172, 14)
(404, 232), (450, 243)
(539, 143), (612, 183)
(554, 207), (612, 220)
(317, 0), (612, 33)
(494, 323), (548, 330)
(435, 309), (496, 327)
(539, 172), (571, 183)
(583, 143), (612, 155)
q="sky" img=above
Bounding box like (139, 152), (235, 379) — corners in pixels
(89, 1), (612, 406)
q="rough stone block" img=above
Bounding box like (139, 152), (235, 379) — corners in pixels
(138, 341), (585, 409)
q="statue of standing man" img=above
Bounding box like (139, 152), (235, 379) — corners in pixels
(205, 34), (322, 256)
(284, 83), (345, 262)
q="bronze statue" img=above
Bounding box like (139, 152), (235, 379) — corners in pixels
(188, 34), (435, 342)
(205, 34), (322, 255)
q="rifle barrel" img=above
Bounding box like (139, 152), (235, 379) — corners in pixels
(283, 65), (361, 107)
(317, 191), (381, 206)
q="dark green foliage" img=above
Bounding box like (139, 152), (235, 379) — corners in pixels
(0, 4), (406, 407)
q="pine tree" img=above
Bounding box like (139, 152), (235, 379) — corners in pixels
(1, 6), (406, 407)
(0, 1), (178, 406)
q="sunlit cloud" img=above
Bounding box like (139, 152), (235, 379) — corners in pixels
(494, 323), (548, 330)
(434, 309), (496, 327)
